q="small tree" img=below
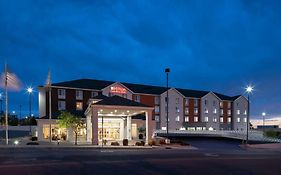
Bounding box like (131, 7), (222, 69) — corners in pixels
(58, 111), (85, 145)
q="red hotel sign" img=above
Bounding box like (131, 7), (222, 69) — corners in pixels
(110, 87), (127, 94)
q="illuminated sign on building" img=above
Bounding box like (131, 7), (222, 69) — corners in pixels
(110, 87), (127, 94)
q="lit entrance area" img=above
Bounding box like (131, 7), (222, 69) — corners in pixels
(85, 95), (154, 145)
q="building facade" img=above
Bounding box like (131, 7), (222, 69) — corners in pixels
(37, 78), (248, 144)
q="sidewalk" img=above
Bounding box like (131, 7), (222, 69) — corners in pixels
(240, 143), (281, 150)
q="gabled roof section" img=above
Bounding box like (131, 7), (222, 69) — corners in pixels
(91, 94), (108, 100)
(175, 88), (209, 98)
(213, 92), (233, 101)
(231, 95), (248, 101)
(51, 79), (115, 90)
(94, 95), (152, 107)
(121, 82), (167, 95)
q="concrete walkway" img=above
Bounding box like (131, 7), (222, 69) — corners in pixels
(241, 143), (281, 150)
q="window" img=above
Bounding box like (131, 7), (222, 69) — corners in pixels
(204, 117), (208, 122)
(204, 108), (208, 114)
(184, 116), (189, 122)
(161, 127), (167, 130)
(76, 90), (83, 100)
(165, 97), (169, 102)
(58, 101), (65, 110)
(237, 110), (240, 115)
(185, 98), (189, 106)
(219, 102), (223, 108)
(227, 102), (231, 108)
(194, 99), (198, 107)
(220, 117), (224, 123)
(176, 107), (180, 113)
(237, 117), (240, 122)
(122, 94), (127, 98)
(175, 98), (179, 104)
(236, 102), (239, 107)
(194, 117), (198, 122)
(220, 109), (224, 115)
(155, 106), (160, 113)
(154, 97), (160, 105)
(58, 89), (66, 99)
(76, 102), (83, 110)
(213, 117), (217, 122)
(204, 99), (208, 105)
(155, 115), (160, 122)
(175, 116), (180, 122)
(244, 110), (247, 115)
(244, 118), (247, 123)
(91, 91), (99, 97)
(227, 110), (231, 116)
(213, 108), (217, 114)
(185, 108), (189, 114)
(213, 100), (216, 106)
(134, 95), (140, 102)
(227, 117), (231, 123)
(194, 108), (198, 114)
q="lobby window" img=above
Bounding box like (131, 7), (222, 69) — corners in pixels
(213, 117), (217, 122)
(185, 98), (189, 106)
(176, 107), (180, 113)
(58, 89), (66, 99)
(219, 102), (223, 108)
(154, 96), (160, 105)
(134, 95), (140, 102)
(58, 101), (65, 110)
(237, 110), (240, 115)
(91, 91), (99, 98)
(175, 98), (179, 104)
(76, 102), (83, 111)
(184, 116), (189, 122)
(155, 115), (160, 122)
(185, 108), (189, 115)
(194, 108), (198, 114)
(154, 106), (160, 113)
(76, 90), (83, 100)
(175, 116), (180, 122)
(194, 117), (198, 122)
(237, 117), (241, 123)
(227, 117), (231, 123)
(204, 108), (208, 114)
(194, 99), (198, 107)
(204, 117), (208, 122)
(228, 110), (231, 116)
(220, 117), (224, 123)
(213, 108), (217, 114)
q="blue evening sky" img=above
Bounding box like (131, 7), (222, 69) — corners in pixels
(0, 0), (281, 119)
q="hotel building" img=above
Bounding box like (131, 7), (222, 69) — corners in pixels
(37, 78), (248, 144)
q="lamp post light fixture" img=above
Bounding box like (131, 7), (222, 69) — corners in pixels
(165, 68), (170, 143)
(27, 87), (33, 136)
(245, 85), (254, 145)
(262, 112), (266, 136)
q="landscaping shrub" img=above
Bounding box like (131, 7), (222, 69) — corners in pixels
(265, 130), (280, 138)
(158, 139), (166, 145)
(30, 136), (38, 141)
(26, 142), (39, 145)
(123, 139), (128, 146)
(111, 141), (120, 146)
(135, 141), (145, 146)
(148, 140), (156, 146)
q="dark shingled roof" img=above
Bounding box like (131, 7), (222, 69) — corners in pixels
(39, 110), (86, 119)
(51, 79), (114, 90)
(121, 82), (167, 95)
(231, 95), (243, 101)
(175, 88), (209, 98)
(213, 92), (233, 101)
(94, 95), (152, 107)
(91, 94), (108, 100)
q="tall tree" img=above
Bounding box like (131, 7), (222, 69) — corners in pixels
(58, 111), (85, 145)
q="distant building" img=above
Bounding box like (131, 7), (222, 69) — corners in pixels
(251, 117), (281, 129)
(37, 78), (248, 144)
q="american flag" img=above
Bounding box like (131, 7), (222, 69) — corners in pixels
(0, 64), (22, 91)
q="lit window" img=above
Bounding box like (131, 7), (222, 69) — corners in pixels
(76, 102), (83, 110)
(213, 117), (217, 122)
(228, 110), (231, 116)
(244, 110), (247, 115)
(244, 118), (247, 123)
(58, 89), (66, 99)
(219, 102), (223, 108)
(194, 108), (198, 114)
(185, 116), (189, 122)
(76, 90), (83, 100)
(154, 97), (160, 105)
(185, 98), (189, 106)
(176, 98), (179, 104)
(154, 106), (160, 113)
(204, 108), (208, 114)
(58, 101), (65, 110)
(185, 108), (189, 114)
(155, 115), (160, 122)
(134, 95), (140, 102)
(237, 117), (240, 122)
(161, 127), (167, 130)
(194, 99), (198, 107)
(227, 117), (231, 123)
(213, 109), (217, 114)
(175, 116), (180, 122)
(220, 117), (224, 123)
(220, 109), (224, 115)
(204, 117), (208, 122)
(194, 117), (198, 122)
(227, 102), (231, 108)
(176, 107), (180, 113)
(237, 110), (240, 115)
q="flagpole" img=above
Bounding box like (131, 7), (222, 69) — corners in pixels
(5, 64), (9, 145)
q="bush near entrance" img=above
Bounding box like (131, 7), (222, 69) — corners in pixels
(123, 139), (128, 146)
(265, 130), (281, 138)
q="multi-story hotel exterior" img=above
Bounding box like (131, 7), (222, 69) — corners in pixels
(37, 78), (248, 144)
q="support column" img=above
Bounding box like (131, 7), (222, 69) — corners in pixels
(127, 116), (132, 140)
(120, 118), (125, 140)
(145, 110), (153, 144)
(92, 107), (99, 145)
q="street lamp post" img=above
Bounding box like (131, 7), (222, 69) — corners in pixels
(27, 87), (33, 136)
(245, 85), (253, 145)
(262, 112), (266, 136)
(165, 68), (170, 142)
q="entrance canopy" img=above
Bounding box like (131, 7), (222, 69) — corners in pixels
(85, 95), (154, 145)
